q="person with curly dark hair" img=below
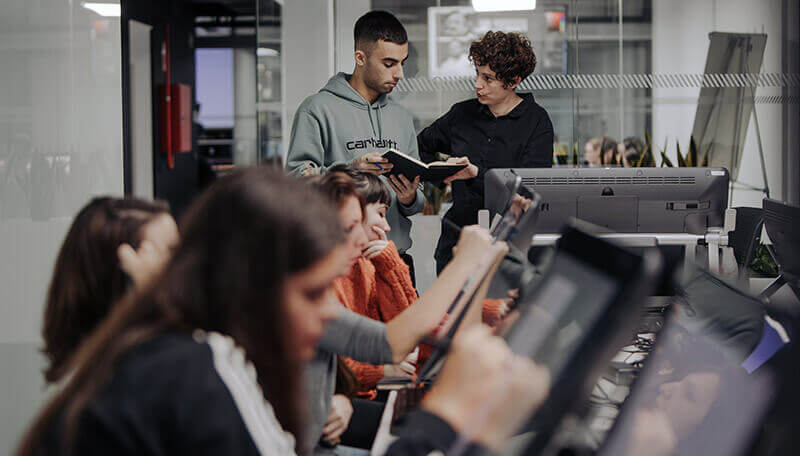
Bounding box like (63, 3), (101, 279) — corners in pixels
(418, 31), (554, 273)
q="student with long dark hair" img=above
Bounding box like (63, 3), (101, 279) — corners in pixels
(41, 197), (177, 384)
(18, 167), (549, 456)
(19, 168), (346, 455)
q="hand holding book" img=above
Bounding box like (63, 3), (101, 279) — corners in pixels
(387, 173), (421, 205)
(381, 149), (467, 182)
(353, 152), (393, 176)
(442, 156), (479, 184)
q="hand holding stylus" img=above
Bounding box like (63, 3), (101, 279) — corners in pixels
(353, 152), (392, 175)
(422, 325), (551, 452)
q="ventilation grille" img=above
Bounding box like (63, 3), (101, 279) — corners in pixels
(522, 176), (696, 186)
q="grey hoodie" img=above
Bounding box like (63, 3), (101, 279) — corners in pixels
(286, 72), (426, 254)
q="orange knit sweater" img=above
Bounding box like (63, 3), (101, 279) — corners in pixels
(333, 241), (506, 399)
(333, 241), (423, 399)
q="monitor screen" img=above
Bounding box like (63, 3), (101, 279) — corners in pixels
(507, 253), (618, 379)
(598, 312), (774, 456)
(502, 224), (660, 454)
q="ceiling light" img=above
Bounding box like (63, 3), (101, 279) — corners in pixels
(81, 2), (120, 17)
(257, 48), (279, 57)
(472, 0), (535, 12)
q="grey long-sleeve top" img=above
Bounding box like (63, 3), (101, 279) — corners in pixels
(304, 306), (394, 452)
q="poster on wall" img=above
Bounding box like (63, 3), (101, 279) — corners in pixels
(427, 6), (528, 78)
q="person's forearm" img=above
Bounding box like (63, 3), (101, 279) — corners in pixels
(458, 249), (505, 333)
(385, 255), (475, 363)
(385, 246), (504, 363)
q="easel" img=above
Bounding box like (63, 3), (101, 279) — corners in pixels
(691, 32), (769, 201)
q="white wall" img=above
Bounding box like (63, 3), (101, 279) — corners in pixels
(281, 0), (335, 162)
(234, 48), (258, 166)
(0, 0), (124, 450)
(334, 0), (370, 74)
(130, 20), (154, 199)
(652, 0), (784, 208)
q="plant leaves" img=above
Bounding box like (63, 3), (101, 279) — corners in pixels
(659, 137), (669, 167)
(642, 131), (654, 167)
(701, 143), (711, 167)
(688, 136), (698, 167)
(661, 151), (674, 167)
(636, 146), (646, 167)
(676, 139), (686, 167)
(571, 141), (578, 165)
(749, 244), (779, 276)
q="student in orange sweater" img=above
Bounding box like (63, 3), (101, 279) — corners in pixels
(329, 165), (510, 399)
(329, 165), (422, 398)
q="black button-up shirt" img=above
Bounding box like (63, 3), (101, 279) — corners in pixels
(417, 93), (553, 266)
(418, 93), (553, 225)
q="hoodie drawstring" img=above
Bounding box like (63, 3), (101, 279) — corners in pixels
(376, 104), (383, 140)
(367, 106), (377, 139)
(366, 103), (383, 141)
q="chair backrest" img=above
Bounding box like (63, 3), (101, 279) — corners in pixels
(728, 207), (764, 281)
(763, 198), (800, 285)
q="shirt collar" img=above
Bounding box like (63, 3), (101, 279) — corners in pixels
(479, 92), (533, 119)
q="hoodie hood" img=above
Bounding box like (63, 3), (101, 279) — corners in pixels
(320, 72), (390, 108)
(286, 72), (426, 254)
(320, 72), (389, 138)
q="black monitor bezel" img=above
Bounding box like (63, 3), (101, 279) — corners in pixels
(510, 222), (662, 454)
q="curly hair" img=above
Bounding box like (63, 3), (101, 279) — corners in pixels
(469, 31), (537, 88)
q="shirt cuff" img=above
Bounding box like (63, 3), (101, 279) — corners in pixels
(371, 242), (404, 271)
(398, 188), (426, 216)
(391, 409), (490, 455)
(481, 299), (505, 328)
(475, 164), (487, 180)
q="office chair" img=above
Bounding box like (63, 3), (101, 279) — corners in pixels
(759, 198), (800, 301)
(728, 207), (765, 284)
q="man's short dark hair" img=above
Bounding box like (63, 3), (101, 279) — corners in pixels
(354, 10), (408, 52)
(469, 31), (537, 87)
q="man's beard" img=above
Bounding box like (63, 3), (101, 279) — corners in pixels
(367, 74), (393, 95)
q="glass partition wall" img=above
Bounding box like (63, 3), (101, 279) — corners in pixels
(0, 1), (124, 451)
(265, 0), (797, 206)
(256, 0), (283, 161)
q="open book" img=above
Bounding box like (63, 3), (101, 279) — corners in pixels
(382, 149), (466, 182)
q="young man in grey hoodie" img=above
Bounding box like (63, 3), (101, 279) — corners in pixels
(286, 10), (425, 262)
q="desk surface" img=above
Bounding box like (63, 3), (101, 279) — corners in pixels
(532, 232), (706, 246)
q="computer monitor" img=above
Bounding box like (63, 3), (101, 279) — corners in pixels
(505, 221), (662, 454)
(598, 309), (774, 456)
(485, 168), (523, 219)
(485, 167), (729, 234)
